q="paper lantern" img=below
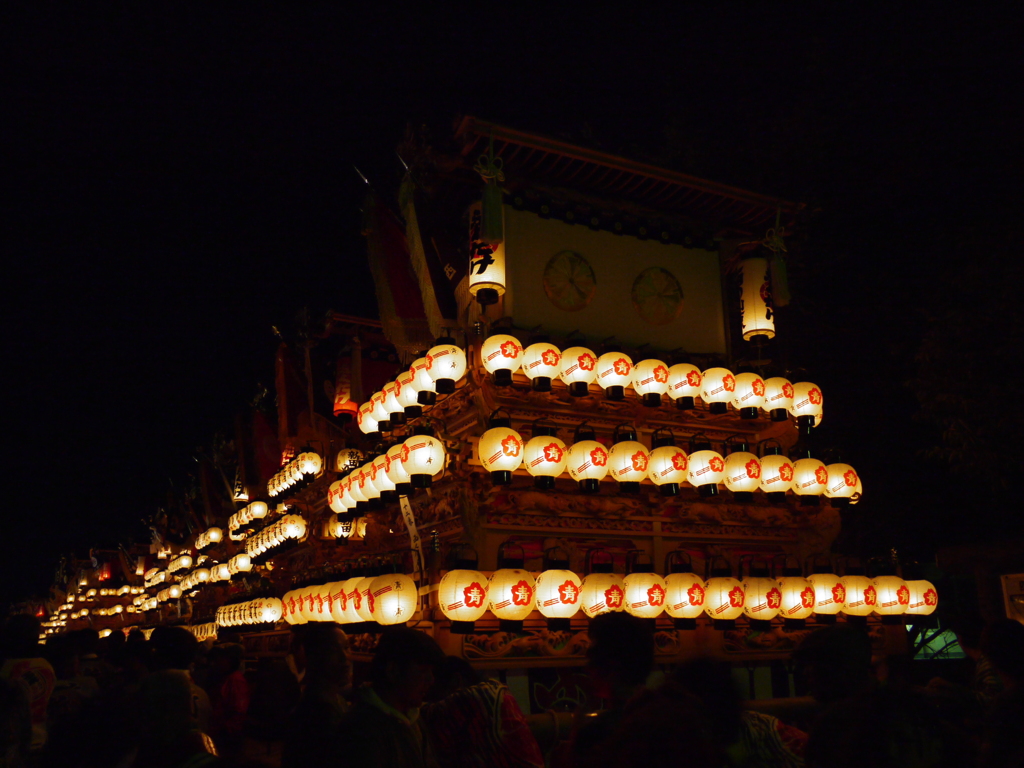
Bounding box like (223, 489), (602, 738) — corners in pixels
(488, 569), (536, 629)
(740, 257), (775, 340)
(168, 584), (182, 600)
(580, 573), (626, 618)
(905, 580), (938, 616)
(395, 369), (422, 419)
(595, 352), (633, 401)
(411, 357), (436, 406)
(873, 575), (910, 622)
(664, 363), (701, 412)
(762, 377), (794, 422)
(704, 569), (746, 626)
(371, 454), (397, 502)
(790, 382), (823, 431)
(342, 578), (367, 624)
(369, 391), (393, 433)
(701, 368), (736, 414)
(383, 381), (406, 426)
(229, 553), (252, 575)
(558, 347), (599, 397)
(385, 441), (413, 495)
(357, 401), (379, 437)
(257, 598), (284, 624)
(566, 428), (609, 493)
(792, 458), (828, 505)
(664, 572), (706, 625)
(298, 451), (323, 477)
(355, 577), (376, 622)
(647, 434), (688, 496)
(481, 334), (523, 386)
(741, 563), (781, 625)
(724, 449), (761, 501)
(687, 441), (725, 498)
(521, 342), (561, 392)
(523, 428), (568, 489)
(759, 449), (795, 501)
(824, 464), (859, 506)
(426, 339), (467, 395)
(778, 575), (815, 622)
(808, 573), (845, 619)
(840, 574), (877, 617)
(535, 569), (582, 626)
(369, 573), (418, 626)
(478, 415), (524, 485)
(731, 373), (766, 420)
(327, 581), (349, 623)
(327, 480), (348, 514)
(468, 204), (506, 306)
(213, 564), (231, 582)
(623, 571), (667, 619)
(438, 569), (490, 631)
(403, 432), (446, 488)
(607, 428), (649, 493)
(632, 359), (670, 407)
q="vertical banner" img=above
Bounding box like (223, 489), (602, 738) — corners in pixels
(399, 495), (425, 580)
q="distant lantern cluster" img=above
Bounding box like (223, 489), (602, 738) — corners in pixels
(228, 502), (269, 537)
(267, 450), (323, 500)
(282, 573), (419, 627)
(195, 527), (224, 550)
(244, 514), (307, 559)
(216, 597), (283, 627)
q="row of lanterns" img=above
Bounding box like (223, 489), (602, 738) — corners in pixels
(476, 417), (861, 503)
(195, 527), (224, 550)
(228, 502), (269, 535)
(327, 432), (447, 513)
(216, 598), (284, 627)
(245, 514), (308, 559)
(267, 451), (324, 500)
(180, 567), (212, 591)
(282, 573), (419, 627)
(143, 569), (168, 589)
(168, 554), (194, 574)
(190, 623), (218, 642)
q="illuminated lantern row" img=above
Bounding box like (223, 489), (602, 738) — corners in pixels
(481, 334), (523, 387)
(195, 527), (223, 550)
(245, 514), (307, 559)
(281, 575), (418, 628)
(687, 436), (726, 498)
(268, 450), (323, 500)
(216, 597), (284, 627)
(229, 501), (269, 534)
(227, 553), (253, 576)
(168, 554), (193, 574)
(326, 432), (446, 512)
(210, 563), (232, 583)
(189, 623), (218, 642)
(179, 567), (211, 591)
(144, 569), (167, 589)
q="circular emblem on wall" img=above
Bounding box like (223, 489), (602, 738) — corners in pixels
(543, 250), (596, 311)
(631, 267), (684, 325)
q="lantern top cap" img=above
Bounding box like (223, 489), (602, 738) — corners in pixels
(651, 427), (676, 449)
(689, 433), (713, 452)
(666, 550), (694, 574)
(612, 424), (638, 444)
(573, 423), (596, 442)
(530, 419), (559, 438)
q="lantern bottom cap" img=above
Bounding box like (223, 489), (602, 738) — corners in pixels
(713, 619), (736, 631)
(335, 412), (354, 424)
(604, 386), (625, 401)
(533, 476), (556, 490)
(658, 483), (680, 497)
(618, 482), (640, 494)
(731, 491), (754, 503)
(491, 471), (513, 487)
(578, 479), (600, 494)
(770, 408), (789, 422)
(783, 619), (807, 630)
(395, 483), (413, 496)
(567, 382), (589, 397)
(416, 391), (437, 406)
(435, 378), (456, 395)
(815, 614), (837, 624)
(404, 405), (423, 418)
(641, 393), (662, 408)
(673, 617), (698, 630)
(798, 495), (821, 507)
(709, 402), (729, 414)
(675, 396), (695, 411)
(796, 415), (816, 433)
(492, 369), (513, 387)
(749, 619), (773, 632)
(767, 492), (787, 504)
(410, 475), (433, 489)
(739, 407), (759, 420)
(377, 419), (392, 433)
(697, 484), (719, 498)
(530, 377), (552, 392)
(499, 620), (524, 634)
(880, 615), (905, 625)
(475, 287), (499, 306)
(546, 618), (571, 632)
(389, 412), (406, 425)
(380, 491), (398, 504)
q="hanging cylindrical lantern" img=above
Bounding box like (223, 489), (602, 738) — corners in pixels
(723, 442), (761, 502)
(488, 544), (535, 633)
(411, 356), (437, 407)
(740, 256), (775, 341)
(521, 342), (561, 392)
(647, 429), (688, 496)
(840, 568), (877, 620)
(327, 581), (349, 624)
(369, 572), (418, 626)
(664, 551), (705, 629)
(256, 597), (284, 624)
(759, 444), (795, 502)
(426, 337), (467, 395)
(523, 421), (567, 489)
(328, 480), (347, 514)
(905, 580), (938, 616)
(298, 450), (323, 477)
(790, 382), (823, 432)
(580, 551), (625, 618)
(357, 465), (381, 508)
(607, 425), (649, 494)
(385, 441), (413, 496)
(395, 369), (423, 419)
(383, 381), (406, 426)
(667, 363), (701, 411)
(741, 558), (781, 629)
(477, 410), (524, 486)
(824, 464), (859, 506)
(370, 455), (398, 504)
(355, 576), (377, 623)
(534, 548), (582, 631)
(468, 201), (506, 306)
(808, 568), (845, 623)
(480, 334), (523, 387)
(731, 373), (766, 420)
(566, 424), (609, 493)
(341, 577), (367, 625)
(704, 559), (745, 629)
(701, 368), (736, 414)
(623, 552), (667, 619)
(348, 469), (368, 511)
(558, 346), (598, 397)
(369, 391), (392, 433)
(438, 547), (489, 634)
(792, 457), (828, 506)
(357, 401), (380, 437)
(632, 359), (670, 407)
(687, 435), (725, 498)
(403, 430), (446, 488)
(873, 574), (910, 624)
(595, 351), (633, 401)
(762, 377), (794, 422)
(775, 558), (815, 628)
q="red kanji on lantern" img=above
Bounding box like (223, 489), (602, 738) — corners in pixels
(832, 583), (846, 604)
(863, 586), (877, 605)
(801, 586), (815, 609)
(541, 349), (561, 367)
(647, 584), (666, 606)
(766, 588), (782, 610)
(709, 456), (725, 473)
(631, 451), (649, 472)
(687, 370), (702, 387)
(844, 470), (858, 487)
(501, 435), (522, 457)
(366, 591), (375, 615)
(924, 589), (937, 606)
(808, 388), (822, 405)
(814, 466), (828, 485)
(605, 584), (624, 608)
(654, 365), (669, 383)
(782, 383), (794, 398)
(579, 353), (596, 371)
(752, 378), (766, 396)
(500, 340), (520, 358)
(723, 374), (736, 392)
(779, 464), (794, 482)
(688, 583), (705, 606)
(463, 583), (486, 608)
(590, 447), (608, 467)
(671, 452), (688, 472)
(542, 443), (564, 462)
(612, 358), (631, 376)
(745, 459), (761, 479)
(511, 580), (534, 606)
(897, 585), (910, 605)
(729, 586), (745, 608)
(558, 580), (579, 604)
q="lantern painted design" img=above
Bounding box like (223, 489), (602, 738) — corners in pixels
(724, 451), (761, 497)
(481, 334), (523, 386)
(778, 576), (816, 620)
(808, 573), (845, 616)
(327, 582), (349, 623)
(742, 576), (782, 622)
(521, 342), (561, 392)
(370, 391), (391, 432)
(687, 450), (726, 497)
(824, 464), (859, 505)
(523, 435), (568, 489)
(558, 346), (599, 397)
(792, 458), (828, 500)
(535, 570), (583, 620)
(357, 401), (379, 436)
(790, 382), (823, 429)
(762, 377), (794, 421)
(426, 341), (467, 394)
(667, 363), (702, 410)
(595, 352), (633, 400)
(607, 441), (649, 492)
(632, 359), (670, 407)
(355, 577), (376, 622)
(840, 575), (877, 617)
(369, 574), (418, 626)
(665, 574), (706, 620)
(328, 480), (347, 514)
(731, 373), (766, 419)
(468, 202), (506, 304)
(385, 442), (412, 493)
(580, 573), (626, 618)
(760, 454), (795, 498)
(403, 434), (446, 488)
(478, 427), (524, 484)
(566, 440), (610, 492)
(873, 576), (910, 618)
(489, 570), (536, 622)
(371, 454), (397, 499)
(647, 445), (688, 495)
(396, 369), (422, 417)
(623, 573), (668, 618)
(383, 381), (405, 424)
(701, 368), (736, 414)
(905, 580), (938, 616)
(439, 570), (490, 625)
(411, 357), (436, 406)
(704, 576), (745, 621)
(740, 257), (775, 340)
(342, 578), (366, 623)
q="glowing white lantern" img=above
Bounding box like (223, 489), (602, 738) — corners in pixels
(348, 468), (369, 509)
(488, 569), (535, 629)
(722, 450), (759, 505)
(741, 565), (781, 624)
(371, 454), (397, 501)
(439, 569), (490, 631)
(778, 575), (815, 622)
(664, 572), (706, 625)
(607, 434), (649, 493)
(704, 563), (745, 626)
(480, 334), (523, 387)
(370, 391), (392, 432)
(687, 443), (726, 498)
(426, 339), (467, 395)
(792, 458), (828, 504)
(327, 581), (349, 623)
(383, 381), (405, 425)
(523, 428), (568, 489)
(595, 352), (633, 401)
(385, 442), (413, 495)
(468, 205), (506, 305)
(667, 363), (702, 411)
(355, 577), (376, 622)
(824, 464), (859, 506)
(369, 573), (418, 626)
(558, 346), (599, 397)
(790, 382), (823, 430)
(403, 433), (446, 488)
(731, 373), (766, 419)
(762, 377), (794, 422)
(905, 580), (938, 616)
(632, 359), (670, 407)
(229, 553), (252, 575)
(873, 575), (910, 621)
(411, 356), (436, 406)
(357, 401), (379, 436)
(341, 578), (366, 624)
(327, 480), (347, 513)
(566, 429), (609, 493)
(580, 573), (626, 618)
(623, 571), (667, 619)
(809, 572), (845, 619)
(213, 564), (231, 582)
(841, 573), (877, 617)
(521, 342), (561, 392)
(395, 369), (423, 419)
(740, 257), (776, 340)
(478, 420), (524, 485)
(298, 451), (323, 477)
(534, 569), (582, 627)
(759, 450), (795, 501)
(256, 598), (283, 624)
(647, 436), (688, 496)
(701, 368), (736, 414)
(168, 584), (182, 600)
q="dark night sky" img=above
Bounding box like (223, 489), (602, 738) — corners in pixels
(4, 7), (1023, 605)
